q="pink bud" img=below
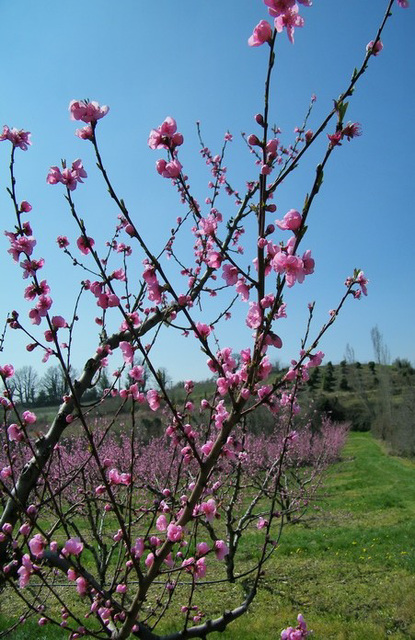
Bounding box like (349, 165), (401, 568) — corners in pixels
(247, 134), (261, 147)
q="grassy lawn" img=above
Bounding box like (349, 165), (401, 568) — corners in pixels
(208, 432), (415, 639)
(1, 432), (414, 638)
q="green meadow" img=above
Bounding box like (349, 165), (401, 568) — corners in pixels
(1, 432), (414, 639)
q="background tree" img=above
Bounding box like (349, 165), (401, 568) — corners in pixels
(8, 366), (38, 405)
(371, 325), (391, 366)
(39, 365), (74, 405)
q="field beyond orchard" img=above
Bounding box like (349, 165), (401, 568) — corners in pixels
(1, 431), (414, 639)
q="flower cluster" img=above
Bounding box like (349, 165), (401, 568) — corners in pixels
(281, 613), (311, 639)
(249, 0), (312, 46)
(327, 122), (362, 147)
(46, 159), (87, 191)
(0, 125), (31, 150)
(148, 117), (184, 179)
(148, 116), (184, 151)
(69, 99), (109, 124)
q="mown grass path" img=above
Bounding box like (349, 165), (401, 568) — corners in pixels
(214, 432), (415, 639)
(1, 432), (414, 639)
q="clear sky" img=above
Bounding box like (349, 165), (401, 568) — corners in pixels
(0, 0), (414, 383)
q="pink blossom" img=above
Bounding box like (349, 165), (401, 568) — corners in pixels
(76, 576), (88, 596)
(184, 380), (194, 393)
(222, 263), (239, 285)
(145, 552), (154, 568)
(166, 523), (183, 543)
(46, 166), (63, 186)
(28, 308), (41, 325)
(120, 341), (134, 364)
(216, 377), (229, 396)
(7, 423), (23, 442)
(356, 270), (369, 296)
(47, 159), (87, 191)
(248, 134), (261, 146)
(67, 568), (77, 581)
(69, 99), (109, 123)
(17, 554), (33, 587)
(20, 201), (32, 212)
(195, 322), (211, 340)
(0, 466), (12, 480)
(116, 583), (127, 594)
(148, 117), (183, 150)
(236, 278), (250, 301)
(272, 252), (306, 287)
(129, 365), (144, 383)
(0, 364), (14, 379)
(257, 516), (269, 529)
(197, 214), (218, 236)
(156, 515), (167, 531)
(248, 20), (273, 47)
(246, 302), (263, 329)
(366, 39), (383, 56)
(281, 613), (311, 639)
(36, 295), (52, 316)
(264, 331), (283, 349)
(305, 130), (313, 144)
(214, 540), (229, 560)
(147, 389), (160, 411)
(302, 250), (314, 275)
(327, 131), (342, 147)
(195, 556), (207, 579)
(51, 315), (67, 329)
(276, 209), (302, 231)
(397, 0), (409, 6)
(75, 125), (93, 140)
(133, 538), (145, 558)
(108, 468), (131, 486)
(77, 236), (95, 255)
(20, 257), (44, 278)
(63, 537), (84, 556)
(274, 4), (305, 44)
(201, 498), (217, 523)
(22, 410), (37, 424)
(61, 165), (81, 189)
(7, 235), (36, 262)
(207, 250), (223, 269)
(24, 280), (50, 301)
(156, 158), (182, 179)
(305, 350), (324, 368)
(0, 125), (31, 150)
(29, 533), (46, 558)
(264, 0), (296, 17)
(342, 122), (362, 140)
(113, 529), (123, 542)
(201, 440), (214, 456)
(197, 542), (210, 556)
(19, 523), (31, 536)
(57, 236), (69, 248)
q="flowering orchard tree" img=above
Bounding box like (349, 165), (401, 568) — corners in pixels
(0, 0), (409, 638)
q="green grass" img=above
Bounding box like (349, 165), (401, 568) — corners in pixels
(208, 432), (415, 639)
(1, 432), (415, 638)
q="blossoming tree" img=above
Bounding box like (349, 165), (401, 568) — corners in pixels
(0, 1), (409, 638)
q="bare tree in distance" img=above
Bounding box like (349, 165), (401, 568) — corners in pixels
(371, 325), (391, 366)
(8, 366), (38, 405)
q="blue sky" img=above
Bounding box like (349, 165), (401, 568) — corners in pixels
(0, 1), (414, 382)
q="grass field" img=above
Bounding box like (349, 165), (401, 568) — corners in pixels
(1, 431), (414, 639)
